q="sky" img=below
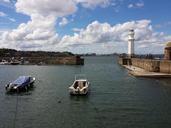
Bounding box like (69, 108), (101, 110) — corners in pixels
(0, 0), (171, 54)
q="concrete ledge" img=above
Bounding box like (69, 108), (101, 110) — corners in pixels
(123, 65), (171, 78)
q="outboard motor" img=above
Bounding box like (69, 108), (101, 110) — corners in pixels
(5, 84), (9, 90)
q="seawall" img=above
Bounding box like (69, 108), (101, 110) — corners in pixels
(118, 57), (171, 74)
(0, 56), (84, 65)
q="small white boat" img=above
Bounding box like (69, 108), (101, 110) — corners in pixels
(0, 60), (9, 65)
(69, 74), (90, 95)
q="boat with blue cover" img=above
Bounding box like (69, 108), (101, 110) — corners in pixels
(5, 76), (35, 92)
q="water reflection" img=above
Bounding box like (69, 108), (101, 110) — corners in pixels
(69, 94), (90, 102)
(0, 56), (171, 128)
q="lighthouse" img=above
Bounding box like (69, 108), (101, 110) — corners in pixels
(128, 29), (135, 57)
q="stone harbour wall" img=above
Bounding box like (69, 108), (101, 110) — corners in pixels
(118, 58), (131, 65)
(160, 60), (171, 73)
(0, 56), (84, 65)
(131, 58), (160, 72)
(118, 57), (171, 74)
(26, 56), (84, 65)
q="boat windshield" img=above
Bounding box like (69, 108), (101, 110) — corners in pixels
(75, 74), (87, 80)
(12, 76), (30, 85)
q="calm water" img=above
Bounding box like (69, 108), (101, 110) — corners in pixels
(0, 56), (171, 128)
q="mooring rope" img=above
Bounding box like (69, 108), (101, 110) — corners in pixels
(13, 94), (19, 128)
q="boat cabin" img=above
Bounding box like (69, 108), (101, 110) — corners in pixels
(73, 80), (87, 89)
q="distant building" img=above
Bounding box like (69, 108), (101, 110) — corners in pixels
(128, 29), (135, 57)
(164, 42), (171, 60)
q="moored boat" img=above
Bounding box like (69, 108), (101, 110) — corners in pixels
(0, 60), (9, 65)
(5, 76), (35, 93)
(10, 61), (20, 65)
(69, 74), (90, 95)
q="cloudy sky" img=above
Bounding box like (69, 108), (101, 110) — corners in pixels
(0, 0), (171, 54)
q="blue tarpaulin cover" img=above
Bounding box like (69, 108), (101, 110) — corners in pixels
(12, 76), (30, 86)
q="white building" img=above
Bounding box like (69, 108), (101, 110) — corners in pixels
(128, 29), (135, 57)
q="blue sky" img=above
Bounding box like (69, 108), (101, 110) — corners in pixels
(0, 0), (171, 54)
(57, 0), (171, 35)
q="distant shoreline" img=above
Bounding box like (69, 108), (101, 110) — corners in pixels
(0, 48), (84, 65)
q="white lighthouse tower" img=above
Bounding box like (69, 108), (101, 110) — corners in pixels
(128, 29), (135, 57)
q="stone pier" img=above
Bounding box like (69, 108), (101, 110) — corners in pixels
(118, 57), (171, 77)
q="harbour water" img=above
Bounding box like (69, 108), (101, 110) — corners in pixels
(0, 56), (171, 128)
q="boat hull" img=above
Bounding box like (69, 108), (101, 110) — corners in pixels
(69, 91), (89, 96)
(5, 77), (35, 93)
(69, 90), (89, 95)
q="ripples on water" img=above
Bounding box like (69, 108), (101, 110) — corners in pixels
(0, 56), (171, 128)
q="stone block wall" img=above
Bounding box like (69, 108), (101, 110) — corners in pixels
(0, 56), (84, 65)
(160, 60), (171, 73)
(118, 58), (131, 65)
(131, 58), (160, 72)
(119, 57), (171, 74)
(26, 56), (84, 65)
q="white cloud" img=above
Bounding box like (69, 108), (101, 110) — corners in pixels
(58, 20), (171, 54)
(0, 11), (7, 17)
(0, 0), (16, 9)
(15, 0), (77, 17)
(59, 17), (69, 27)
(9, 18), (15, 22)
(4, 0), (10, 3)
(0, 0), (10, 3)
(0, 0), (78, 50)
(1, 14), (58, 43)
(75, 0), (111, 9)
(128, 2), (144, 8)
(72, 28), (83, 32)
(128, 4), (134, 8)
(136, 2), (144, 8)
(0, 0), (115, 51)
